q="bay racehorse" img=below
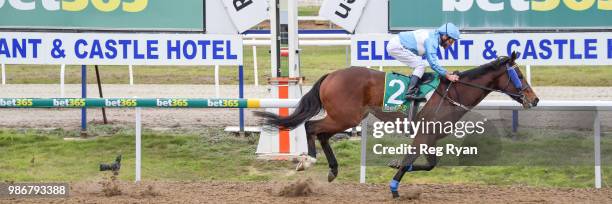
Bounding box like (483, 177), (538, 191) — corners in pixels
(256, 51), (539, 198)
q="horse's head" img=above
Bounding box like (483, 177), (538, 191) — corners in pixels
(492, 51), (539, 108)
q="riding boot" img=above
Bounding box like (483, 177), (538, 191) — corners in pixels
(405, 75), (425, 101)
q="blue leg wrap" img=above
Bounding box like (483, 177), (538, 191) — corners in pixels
(389, 179), (399, 192)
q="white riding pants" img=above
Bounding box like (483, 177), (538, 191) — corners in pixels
(386, 35), (425, 78)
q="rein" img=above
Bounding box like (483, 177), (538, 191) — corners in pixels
(431, 64), (529, 113)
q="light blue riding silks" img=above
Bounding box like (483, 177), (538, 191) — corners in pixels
(397, 23), (461, 77)
(398, 30), (447, 76)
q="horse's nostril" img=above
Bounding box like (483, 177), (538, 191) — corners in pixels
(533, 98), (539, 106)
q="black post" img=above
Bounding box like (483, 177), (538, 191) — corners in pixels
(95, 65), (108, 124)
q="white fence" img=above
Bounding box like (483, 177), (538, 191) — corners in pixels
(358, 100), (611, 188)
(45, 98), (602, 188)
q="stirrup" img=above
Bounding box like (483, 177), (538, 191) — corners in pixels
(405, 92), (426, 102)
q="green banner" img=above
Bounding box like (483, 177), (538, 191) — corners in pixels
(0, 98), (249, 108)
(389, 0), (611, 30)
(0, 0), (204, 31)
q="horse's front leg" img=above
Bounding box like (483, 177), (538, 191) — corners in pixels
(389, 153), (419, 198)
(390, 137), (439, 198)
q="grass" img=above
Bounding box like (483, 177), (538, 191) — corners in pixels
(0, 126), (609, 188)
(299, 6), (320, 16)
(0, 127), (292, 182)
(3, 46), (612, 86)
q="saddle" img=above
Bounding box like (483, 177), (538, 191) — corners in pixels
(382, 72), (441, 114)
(391, 71), (436, 84)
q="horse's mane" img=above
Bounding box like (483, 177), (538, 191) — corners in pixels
(459, 56), (510, 79)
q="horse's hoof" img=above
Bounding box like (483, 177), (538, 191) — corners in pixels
(391, 191), (400, 198)
(387, 159), (401, 169)
(295, 155), (316, 171)
(327, 170), (337, 182)
(296, 162), (305, 171)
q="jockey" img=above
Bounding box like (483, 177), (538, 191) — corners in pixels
(386, 23), (461, 100)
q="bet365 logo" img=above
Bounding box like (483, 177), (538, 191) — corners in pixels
(443, 0), (611, 11)
(0, 0), (148, 12)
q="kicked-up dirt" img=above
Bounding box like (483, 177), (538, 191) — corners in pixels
(2, 179), (610, 204)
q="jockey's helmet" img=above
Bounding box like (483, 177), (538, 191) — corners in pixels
(437, 23), (461, 40)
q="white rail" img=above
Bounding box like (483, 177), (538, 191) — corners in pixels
(358, 99), (610, 188)
(244, 39), (350, 46)
(243, 34), (350, 39)
(298, 16), (327, 21)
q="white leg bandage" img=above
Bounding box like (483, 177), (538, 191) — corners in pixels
(386, 36), (426, 78)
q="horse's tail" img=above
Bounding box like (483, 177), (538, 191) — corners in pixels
(255, 74), (328, 129)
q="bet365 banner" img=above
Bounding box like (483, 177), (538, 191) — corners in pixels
(0, 0), (204, 31)
(389, 0), (611, 30)
(0, 32), (242, 65)
(351, 33), (612, 66)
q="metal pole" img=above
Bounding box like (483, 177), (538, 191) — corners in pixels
(1, 64), (5, 85)
(94, 65), (107, 124)
(214, 65), (220, 98)
(81, 65), (87, 138)
(512, 110), (518, 134)
(270, 0), (281, 78)
(360, 119), (367, 183)
(526, 65), (532, 85)
(253, 43), (259, 86)
(60, 64), (65, 98)
(379, 66), (383, 71)
(128, 65), (134, 85)
(288, 0), (299, 78)
(345, 46), (349, 67)
(239, 65), (245, 133)
(135, 106), (142, 182)
(594, 110), (602, 189)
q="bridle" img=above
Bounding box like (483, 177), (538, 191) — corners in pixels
(433, 63), (530, 112)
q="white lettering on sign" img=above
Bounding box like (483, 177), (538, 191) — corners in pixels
(105, 99), (121, 107)
(156, 99), (172, 107)
(319, 0), (369, 32)
(0, 99), (16, 106)
(443, 0), (611, 12)
(207, 100), (223, 107)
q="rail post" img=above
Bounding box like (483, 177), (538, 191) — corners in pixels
(360, 119), (368, 184)
(594, 110), (602, 189)
(239, 65), (245, 134)
(80, 65), (87, 138)
(135, 105), (142, 182)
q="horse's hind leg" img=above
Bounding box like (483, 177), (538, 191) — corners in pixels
(318, 133), (338, 182)
(309, 117), (356, 182)
(296, 121), (318, 171)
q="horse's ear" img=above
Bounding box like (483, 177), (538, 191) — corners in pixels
(510, 51), (517, 62)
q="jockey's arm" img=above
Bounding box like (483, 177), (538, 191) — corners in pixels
(424, 37), (459, 82)
(424, 37), (447, 76)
